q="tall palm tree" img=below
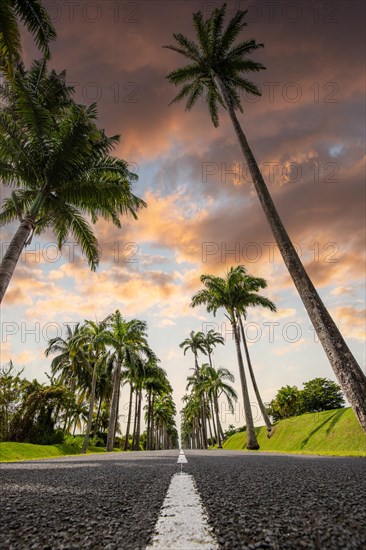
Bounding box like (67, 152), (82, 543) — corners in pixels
(164, 3), (366, 432)
(232, 269), (276, 434)
(201, 364), (237, 448)
(191, 266), (260, 449)
(179, 330), (208, 448)
(104, 312), (149, 451)
(181, 392), (203, 449)
(153, 392), (177, 450)
(0, 0), (56, 78)
(45, 323), (87, 431)
(144, 363), (168, 450)
(79, 319), (109, 454)
(0, 61), (146, 303)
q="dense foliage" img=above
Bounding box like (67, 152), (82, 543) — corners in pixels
(0, 312), (178, 451)
(266, 378), (345, 422)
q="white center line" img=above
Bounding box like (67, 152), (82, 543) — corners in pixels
(147, 452), (218, 550)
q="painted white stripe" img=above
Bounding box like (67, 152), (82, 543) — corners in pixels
(147, 453), (218, 550)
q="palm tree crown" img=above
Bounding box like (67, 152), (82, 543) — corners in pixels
(0, 61), (146, 302)
(164, 3), (265, 126)
(0, 0), (56, 77)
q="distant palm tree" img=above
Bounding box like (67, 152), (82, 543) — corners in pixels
(181, 392), (203, 449)
(79, 319), (109, 454)
(191, 266), (259, 449)
(203, 329), (224, 367)
(0, 0), (56, 78)
(233, 270), (276, 434)
(104, 312), (149, 451)
(0, 61), (145, 303)
(179, 330), (208, 448)
(201, 364), (237, 448)
(164, 3), (366, 432)
(45, 323), (87, 431)
(144, 363), (168, 450)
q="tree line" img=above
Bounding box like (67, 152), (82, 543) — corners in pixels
(0, 311), (178, 451)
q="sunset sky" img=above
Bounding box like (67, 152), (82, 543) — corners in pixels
(1, 0), (365, 429)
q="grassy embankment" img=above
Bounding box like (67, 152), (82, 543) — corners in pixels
(0, 442), (122, 462)
(222, 408), (366, 456)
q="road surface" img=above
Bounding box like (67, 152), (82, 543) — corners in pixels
(1, 450), (365, 549)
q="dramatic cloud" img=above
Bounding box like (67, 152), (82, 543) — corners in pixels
(2, 0), (364, 424)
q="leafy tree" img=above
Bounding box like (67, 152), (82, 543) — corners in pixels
(267, 385), (301, 422)
(0, 61), (145, 303)
(0, 360), (25, 441)
(10, 379), (68, 444)
(301, 378), (345, 413)
(164, 2), (366, 433)
(0, 0), (56, 78)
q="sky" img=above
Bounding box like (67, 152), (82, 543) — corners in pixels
(0, 0), (365, 431)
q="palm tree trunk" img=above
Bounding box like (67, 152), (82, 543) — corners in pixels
(232, 318), (259, 449)
(150, 394), (155, 450)
(114, 379), (121, 438)
(194, 354), (208, 448)
(214, 394), (225, 442)
(123, 384), (134, 451)
(81, 364), (97, 454)
(106, 362), (122, 451)
(131, 390), (139, 449)
(238, 316), (273, 434)
(0, 219), (34, 303)
(206, 395), (214, 444)
(210, 398), (218, 444)
(95, 395), (103, 433)
(134, 389), (142, 450)
(214, 394), (222, 448)
(215, 76), (366, 432)
(146, 389), (152, 450)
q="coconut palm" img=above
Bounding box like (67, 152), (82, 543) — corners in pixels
(0, 61), (145, 304)
(181, 392), (203, 449)
(104, 312), (149, 451)
(191, 266), (260, 449)
(0, 0), (56, 78)
(201, 364), (237, 448)
(79, 319), (109, 454)
(144, 363), (169, 450)
(164, 3), (366, 432)
(153, 393), (176, 450)
(179, 330), (208, 448)
(45, 323), (89, 431)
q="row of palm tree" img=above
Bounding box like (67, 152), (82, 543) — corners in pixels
(181, 266), (276, 450)
(1, 1), (364, 434)
(182, 363), (238, 449)
(165, 3), (366, 432)
(45, 310), (177, 452)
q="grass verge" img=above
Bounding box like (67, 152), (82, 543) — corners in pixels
(0, 442), (122, 462)
(221, 408), (366, 456)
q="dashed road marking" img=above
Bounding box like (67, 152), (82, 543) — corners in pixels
(147, 452), (218, 549)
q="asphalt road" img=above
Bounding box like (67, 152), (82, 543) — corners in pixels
(1, 450), (365, 549)
(185, 450), (366, 549)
